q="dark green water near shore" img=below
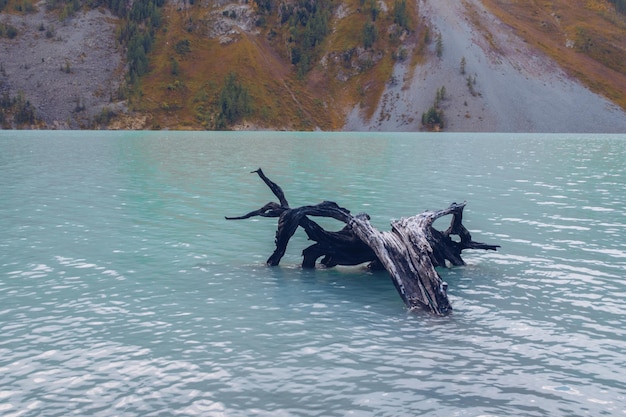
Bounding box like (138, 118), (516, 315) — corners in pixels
(1, 131), (625, 416)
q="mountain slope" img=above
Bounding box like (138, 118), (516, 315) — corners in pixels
(133, 0), (415, 130)
(1, 0), (626, 131)
(346, 0), (626, 132)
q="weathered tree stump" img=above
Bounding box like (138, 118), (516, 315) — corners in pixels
(226, 169), (499, 315)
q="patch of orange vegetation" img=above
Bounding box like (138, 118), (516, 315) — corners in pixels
(2, 0), (37, 14)
(585, 0), (611, 12)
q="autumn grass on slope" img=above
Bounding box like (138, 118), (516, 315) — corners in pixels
(310, 0), (420, 124)
(480, 0), (626, 112)
(133, 0), (423, 130)
(136, 3), (334, 129)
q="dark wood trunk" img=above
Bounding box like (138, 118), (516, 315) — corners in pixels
(226, 169), (499, 315)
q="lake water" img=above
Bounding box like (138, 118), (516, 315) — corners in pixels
(1, 131), (625, 417)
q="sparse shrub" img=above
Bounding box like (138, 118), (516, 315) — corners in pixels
(20, 0), (35, 12)
(0, 23), (18, 39)
(174, 39), (191, 55)
(166, 80), (185, 90)
(608, 0), (626, 14)
(435, 32), (443, 57)
(365, 0), (379, 21)
(574, 26), (593, 52)
(7, 91), (37, 126)
(110, 0), (166, 85)
(170, 58), (179, 75)
(435, 85), (446, 105)
(0, 91), (11, 108)
(342, 48), (355, 68)
(126, 32), (151, 83)
(285, 0), (332, 76)
(422, 87), (446, 130)
(61, 60), (71, 73)
(74, 97), (86, 112)
(466, 74), (478, 96)
(398, 47), (408, 61)
(421, 105), (444, 130)
(362, 21), (377, 49)
(393, 0), (409, 30)
(216, 72), (252, 129)
(254, 0), (273, 13)
(92, 107), (116, 127)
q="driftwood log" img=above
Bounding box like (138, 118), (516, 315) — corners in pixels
(226, 169), (499, 315)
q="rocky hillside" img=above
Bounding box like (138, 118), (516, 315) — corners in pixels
(1, 0), (626, 131)
(347, 0), (626, 132)
(0, 2), (126, 129)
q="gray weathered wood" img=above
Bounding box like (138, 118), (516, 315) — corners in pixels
(226, 169), (499, 315)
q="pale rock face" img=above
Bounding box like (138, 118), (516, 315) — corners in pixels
(344, 0), (626, 132)
(204, 3), (258, 40)
(0, 6), (126, 128)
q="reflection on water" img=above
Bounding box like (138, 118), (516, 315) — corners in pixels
(0, 131), (625, 416)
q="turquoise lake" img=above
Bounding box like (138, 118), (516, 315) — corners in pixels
(1, 131), (625, 416)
